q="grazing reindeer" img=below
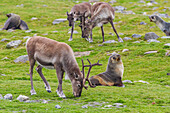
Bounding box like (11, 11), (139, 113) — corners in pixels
(26, 36), (87, 98)
(84, 52), (124, 87)
(67, 2), (92, 41)
(80, 2), (123, 43)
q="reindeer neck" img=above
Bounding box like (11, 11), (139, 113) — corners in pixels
(90, 15), (101, 28)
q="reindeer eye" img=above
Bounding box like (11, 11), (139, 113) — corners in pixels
(77, 84), (81, 88)
(113, 57), (116, 59)
(151, 16), (154, 19)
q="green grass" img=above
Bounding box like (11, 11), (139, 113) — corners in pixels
(0, 0), (170, 112)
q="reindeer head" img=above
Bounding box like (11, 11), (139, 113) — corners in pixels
(67, 12), (74, 27)
(69, 69), (84, 97)
(81, 19), (92, 39)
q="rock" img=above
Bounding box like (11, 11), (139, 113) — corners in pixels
(143, 12), (147, 15)
(109, 32), (114, 36)
(1, 74), (6, 76)
(4, 94), (13, 100)
(123, 80), (133, 83)
(52, 31), (58, 33)
(7, 29), (14, 32)
(17, 95), (29, 102)
(25, 100), (40, 103)
(144, 32), (159, 40)
(123, 11), (135, 14)
(1, 57), (9, 60)
(138, 0), (145, 3)
(42, 33), (48, 35)
(0, 94), (3, 99)
(133, 41), (141, 43)
(132, 34), (141, 38)
(113, 103), (126, 108)
(152, 7), (159, 10)
(147, 39), (160, 43)
(23, 36), (31, 39)
(161, 36), (170, 39)
(55, 105), (61, 109)
(68, 30), (78, 34)
(123, 37), (132, 41)
(43, 5), (47, 7)
(119, 33), (124, 35)
(104, 105), (113, 108)
(74, 51), (91, 57)
(108, 0), (117, 4)
(144, 51), (157, 54)
(103, 40), (118, 44)
(42, 100), (48, 104)
(146, 3), (153, 6)
(89, 0), (99, 2)
(122, 49), (129, 52)
(134, 80), (149, 84)
(16, 4), (24, 7)
(1, 38), (10, 42)
(115, 6), (126, 11)
(14, 55), (28, 63)
(31, 17), (38, 20)
(165, 51), (170, 56)
(164, 43), (170, 46)
(82, 105), (88, 108)
(52, 19), (67, 25)
(6, 40), (22, 48)
(140, 22), (147, 25)
(25, 30), (32, 33)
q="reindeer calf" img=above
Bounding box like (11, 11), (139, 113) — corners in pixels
(26, 36), (86, 98)
(67, 2), (92, 41)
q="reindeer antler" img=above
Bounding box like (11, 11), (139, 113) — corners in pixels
(82, 59), (102, 89)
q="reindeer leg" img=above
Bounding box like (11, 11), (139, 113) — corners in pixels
(29, 58), (36, 95)
(68, 22), (75, 41)
(110, 21), (123, 42)
(89, 30), (93, 43)
(101, 26), (105, 42)
(55, 65), (66, 98)
(36, 65), (51, 93)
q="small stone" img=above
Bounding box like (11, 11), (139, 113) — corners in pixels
(4, 94), (13, 100)
(147, 3), (153, 6)
(25, 30), (32, 33)
(7, 29), (14, 32)
(144, 32), (159, 40)
(68, 30), (78, 34)
(109, 32), (114, 36)
(147, 39), (160, 43)
(1, 74), (6, 76)
(161, 36), (170, 39)
(74, 51), (91, 57)
(25, 100), (40, 103)
(31, 17), (38, 20)
(6, 40), (22, 49)
(164, 43), (170, 46)
(0, 94), (3, 99)
(14, 55), (28, 63)
(144, 51), (157, 54)
(1, 57), (9, 60)
(132, 34), (141, 38)
(43, 5), (47, 7)
(103, 40), (118, 44)
(55, 105), (61, 109)
(17, 95), (29, 102)
(16, 4), (24, 7)
(23, 36), (31, 39)
(98, 44), (103, 46)
(133, 41), (140, 43)
(123, 37), (132, 41)
(138, 0), (145, 3)
(123, 80), (133, 83)
(122, 49), (129, 52)
(152, 7), (159, 10)
(52, 19), (67, 25)
(104, 105), (113, 108)
(52, 31), (58, 33)
(143, 12), (147, 15)
(140, 22), (147, 25)
(108, 0), (117, 4)
(119, 33), (124, 35)
(113, 103), (126, 108)
(115, 6), (126, 11)
(42, 33), (48, 35)
(134, 80), (149, 84)
(1, 38), (9, 42)
(82, 105), (88, 108)
(42, 100), (48, 103)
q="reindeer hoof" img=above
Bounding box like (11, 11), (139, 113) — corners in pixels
(30, 90), (37, 95)
(68, 38), (72, 41)
(56, 90), (66, 99)
(47, 90), (51, 93)
(118, 38), (123, 43)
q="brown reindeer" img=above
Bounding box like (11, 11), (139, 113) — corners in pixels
(84, 52), (124, 87)
(80, 2), (123, 43)
(26, 36), (88, 98)
(67, 2), (92, 41)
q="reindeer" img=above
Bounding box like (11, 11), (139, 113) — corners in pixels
(83, 52), (124, 87)
(80, 2), (123, 43)
(67, 2), (92, 41)
(26, 36), (90, 98)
